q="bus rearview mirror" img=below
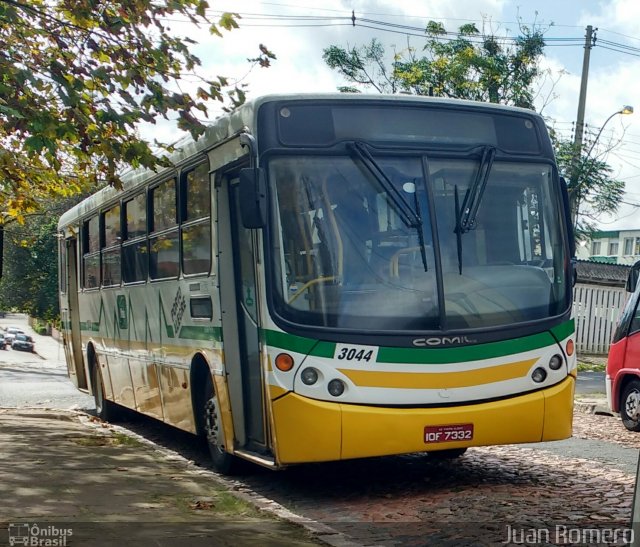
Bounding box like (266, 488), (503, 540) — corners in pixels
(239, 168), (267, 229)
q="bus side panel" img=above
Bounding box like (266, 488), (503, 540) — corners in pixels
(158, 364), (194, 432)
(107, 352), (136, 409)
(131, 360), (164, 421)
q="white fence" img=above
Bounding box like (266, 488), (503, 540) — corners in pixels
(573, 283), (629, 355)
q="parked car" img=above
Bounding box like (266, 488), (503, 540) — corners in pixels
(4, 326), (24, 345)
(11, 333), (34, 352)
(0, 333), (6, 350)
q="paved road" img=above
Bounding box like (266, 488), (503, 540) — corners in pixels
(575, 370), (606, 394)
(3, 315), (637, 546)
(0, 314), (94, 410)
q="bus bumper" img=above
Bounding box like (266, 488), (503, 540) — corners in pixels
(271, 376), (575, 464)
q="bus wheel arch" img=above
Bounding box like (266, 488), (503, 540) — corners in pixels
(87, 343), (121, 422)
(190, 355), (239, 474)
(190, 354), (212, 436)
(620, 376), (640, 432)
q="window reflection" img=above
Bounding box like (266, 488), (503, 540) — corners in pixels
(269, 155), (568, 331)
(150, 233), (179, 279)
(152, 179), (177, 232)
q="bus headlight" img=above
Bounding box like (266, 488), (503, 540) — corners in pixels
(531, 367), (547, 383)
(301, 367), (318, 385)
(549, 355), (563, 370)
(328, 379), (345, 397)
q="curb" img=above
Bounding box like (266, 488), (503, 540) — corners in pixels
(574, 400), (614, 416)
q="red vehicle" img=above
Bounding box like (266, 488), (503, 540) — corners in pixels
(607, 261), (640, 430)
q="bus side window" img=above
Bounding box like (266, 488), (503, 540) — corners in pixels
(181, 163), (211, 276)
(149, 178), (179, 280)
(101, 204), (122, 287)
(123, 192), (148, 283)
(82, 216), (100, 289)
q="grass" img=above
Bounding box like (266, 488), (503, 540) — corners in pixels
(166, 492), (261, 517)
(71, 431), (143, 448)
(577, 361), (606, 373)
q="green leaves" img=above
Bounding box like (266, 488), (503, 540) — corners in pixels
(323, 18), (547, 109)
(554, 138), (625, 236)
(0, 1), (272, 221)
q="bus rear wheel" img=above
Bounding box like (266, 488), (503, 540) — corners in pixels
(621, 380), (640, 432)
(202, 376), (238, 474)
(91, 357), (120, 422)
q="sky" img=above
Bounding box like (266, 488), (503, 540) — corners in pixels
(161, 0), (640, 230)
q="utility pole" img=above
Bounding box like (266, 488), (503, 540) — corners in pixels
(569, 25), (595, 227)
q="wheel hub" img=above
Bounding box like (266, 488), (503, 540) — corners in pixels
(626, 390), (640, 420)
(204, 397), (223, 450)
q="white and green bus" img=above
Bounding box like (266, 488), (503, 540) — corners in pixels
(58, 93), (576, 473)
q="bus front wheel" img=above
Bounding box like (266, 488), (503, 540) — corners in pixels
(91, 357), (120, 422)
(621, 380), (640, 432)
(202, 376), (238, 474)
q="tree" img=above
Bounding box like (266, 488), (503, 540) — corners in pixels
(554, 138), (625, 238)
(0, 203), (73, 322)
(0, 1), (275, 222)
(324, 20), (627, 244)
(323, 20), (546, 108)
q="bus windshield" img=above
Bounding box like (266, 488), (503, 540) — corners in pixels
(268, 151), (569, 332)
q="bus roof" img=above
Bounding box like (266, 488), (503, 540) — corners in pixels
(58, 93), (541, 230)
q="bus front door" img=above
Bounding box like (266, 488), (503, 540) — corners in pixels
(218, 174), (267, 454)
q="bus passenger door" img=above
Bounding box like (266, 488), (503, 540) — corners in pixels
(218, 174), (267, 453)
(63, 238), (88, 390)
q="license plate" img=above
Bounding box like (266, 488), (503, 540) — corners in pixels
(424, 423), (474, 444)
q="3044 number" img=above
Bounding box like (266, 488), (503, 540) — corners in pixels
(336, 347), (374, 362)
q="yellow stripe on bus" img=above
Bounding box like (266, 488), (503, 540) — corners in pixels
(338, 358), (538, 389)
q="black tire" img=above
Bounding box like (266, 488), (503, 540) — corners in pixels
(428, 448), (468, 459)
(202, 374), (239, 474)
(621, 380), (640, 432)
(92, 357), (121, 422)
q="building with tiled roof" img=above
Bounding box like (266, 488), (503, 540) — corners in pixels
(575, 259), (630, 287)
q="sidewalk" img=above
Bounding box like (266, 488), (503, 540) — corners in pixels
(0, 408), (345, 547)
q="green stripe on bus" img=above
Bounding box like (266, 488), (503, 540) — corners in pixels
(264, 320), (573, 363)
(551, 319), (575, 341)
(264, 329), (335, 358)
(377, 325), (572, 365)
(179, 325), (222, 341)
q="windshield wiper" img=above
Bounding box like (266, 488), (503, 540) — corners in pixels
(347, 141), (428, 272)
(458, 145), (496, 233)
(348, 141), (421, 229)
(454, 185), (463, 275)
(453, 146), (496, 275)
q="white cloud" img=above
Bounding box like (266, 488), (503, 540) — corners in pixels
(579, 0), (640, 35)
(140, 0), (640, 229)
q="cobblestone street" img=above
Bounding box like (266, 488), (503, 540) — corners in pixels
(229, 408), (639, 546)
